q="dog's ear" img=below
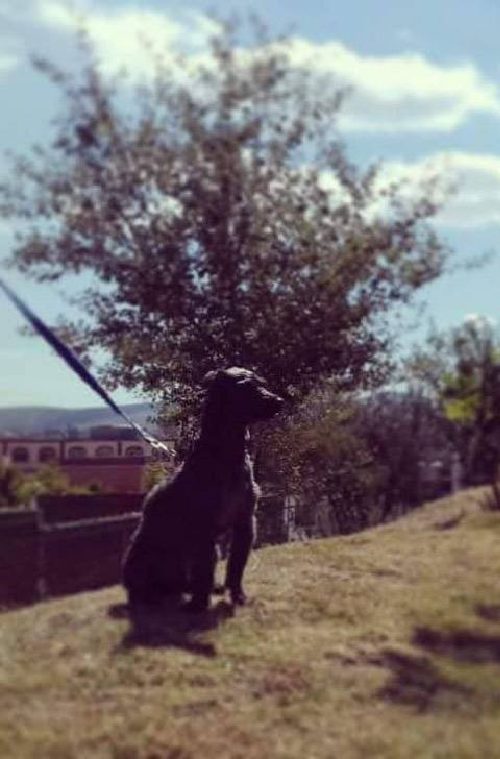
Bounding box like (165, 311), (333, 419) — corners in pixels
(202, 367), (256, 389)
(224, 367), (255, 383)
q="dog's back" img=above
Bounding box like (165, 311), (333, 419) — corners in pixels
(122, 473), (187, 604)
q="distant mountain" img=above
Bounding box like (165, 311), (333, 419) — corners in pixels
(0, 402), (160, 437)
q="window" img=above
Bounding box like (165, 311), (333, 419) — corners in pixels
(124, 445), (143, 458)
(39, 446), (57, 463)
(11, 446), (29, 463)
(67, 445), (87, 459)
(95, 445), (115, 458)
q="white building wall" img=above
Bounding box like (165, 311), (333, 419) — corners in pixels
(2, 438), (158, 469)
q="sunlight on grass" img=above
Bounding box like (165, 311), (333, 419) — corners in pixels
(1, 489), (500, 757)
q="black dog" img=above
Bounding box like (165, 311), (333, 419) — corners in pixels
(122, 367), (284, 611)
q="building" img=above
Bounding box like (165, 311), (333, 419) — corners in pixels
(0, 426), (176, 493)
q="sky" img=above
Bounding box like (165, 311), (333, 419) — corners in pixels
(0, 0), (499, 407)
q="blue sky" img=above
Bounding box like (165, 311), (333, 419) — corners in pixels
(1, 0), (499, 407)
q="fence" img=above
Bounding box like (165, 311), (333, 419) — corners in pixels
(37, 493), (142, 523)
(0, 492), (292, 609)
(257, 494), (295, 545)
(0, 509), (42, 606)
(0, 503), (140, 608)
(43, 514), (140, 597)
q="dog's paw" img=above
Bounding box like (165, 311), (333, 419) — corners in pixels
(183, 596), (210, 614)
(229, 588), (248, 606)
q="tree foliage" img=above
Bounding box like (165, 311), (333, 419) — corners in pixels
(358, 388), (450, 514)
(0, 459), (24, 508)
(259, 381), (450, 535)
(0, 462), (96, 507)
(1, 22), (448, 410)
(256, 384), (379, 533)
(409, 318), (500, 504)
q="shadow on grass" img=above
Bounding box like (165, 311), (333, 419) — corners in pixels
(108, 600), (235, 658)
(475, 603), (500, 623)
(379, 650), (470, 712)
(379, 614), (500, 710)
(433, 510), (465, 531)
(413, 626), (500, 663)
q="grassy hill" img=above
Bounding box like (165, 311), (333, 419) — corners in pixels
(2, 489), (500, 758)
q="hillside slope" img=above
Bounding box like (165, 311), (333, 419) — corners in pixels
(1, 490), (500, 758)
(0, 403), (155, 436)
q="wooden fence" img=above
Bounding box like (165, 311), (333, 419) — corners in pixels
(0, 492), (292, 608)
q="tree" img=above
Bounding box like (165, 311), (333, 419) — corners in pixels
(15, 463), (73, 503)
(259, 380), (450, 535)
(409, 318), (500, 507)
(0, 462), (90, 507)
(142, 460), (173, 491)
(0, 22), (449, 413)
(0, 459), (23, 507)
(357, 389), (450, 515)
(258, 383), (384, 535)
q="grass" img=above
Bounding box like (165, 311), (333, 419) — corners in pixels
(2, 488), (500, 758)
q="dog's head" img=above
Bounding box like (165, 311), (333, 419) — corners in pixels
(202, 367), (284, 425)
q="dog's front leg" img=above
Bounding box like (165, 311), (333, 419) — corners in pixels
(185, 535), (217, 612)
(225, 513), (256, 606)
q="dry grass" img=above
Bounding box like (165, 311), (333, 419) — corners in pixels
(2, 488), (500, 758)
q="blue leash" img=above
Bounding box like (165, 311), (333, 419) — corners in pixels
(0, 276), (173, 457)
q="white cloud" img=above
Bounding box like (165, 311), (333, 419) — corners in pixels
(38, 1), (180, 75)
(284, 38), (500, 132)
(463, 314), (497, 327)
(36, 1), (219, 78)
(319, 152), (500, 229)
(32, 3), (500, 134)
(379, 152), (500, 228)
